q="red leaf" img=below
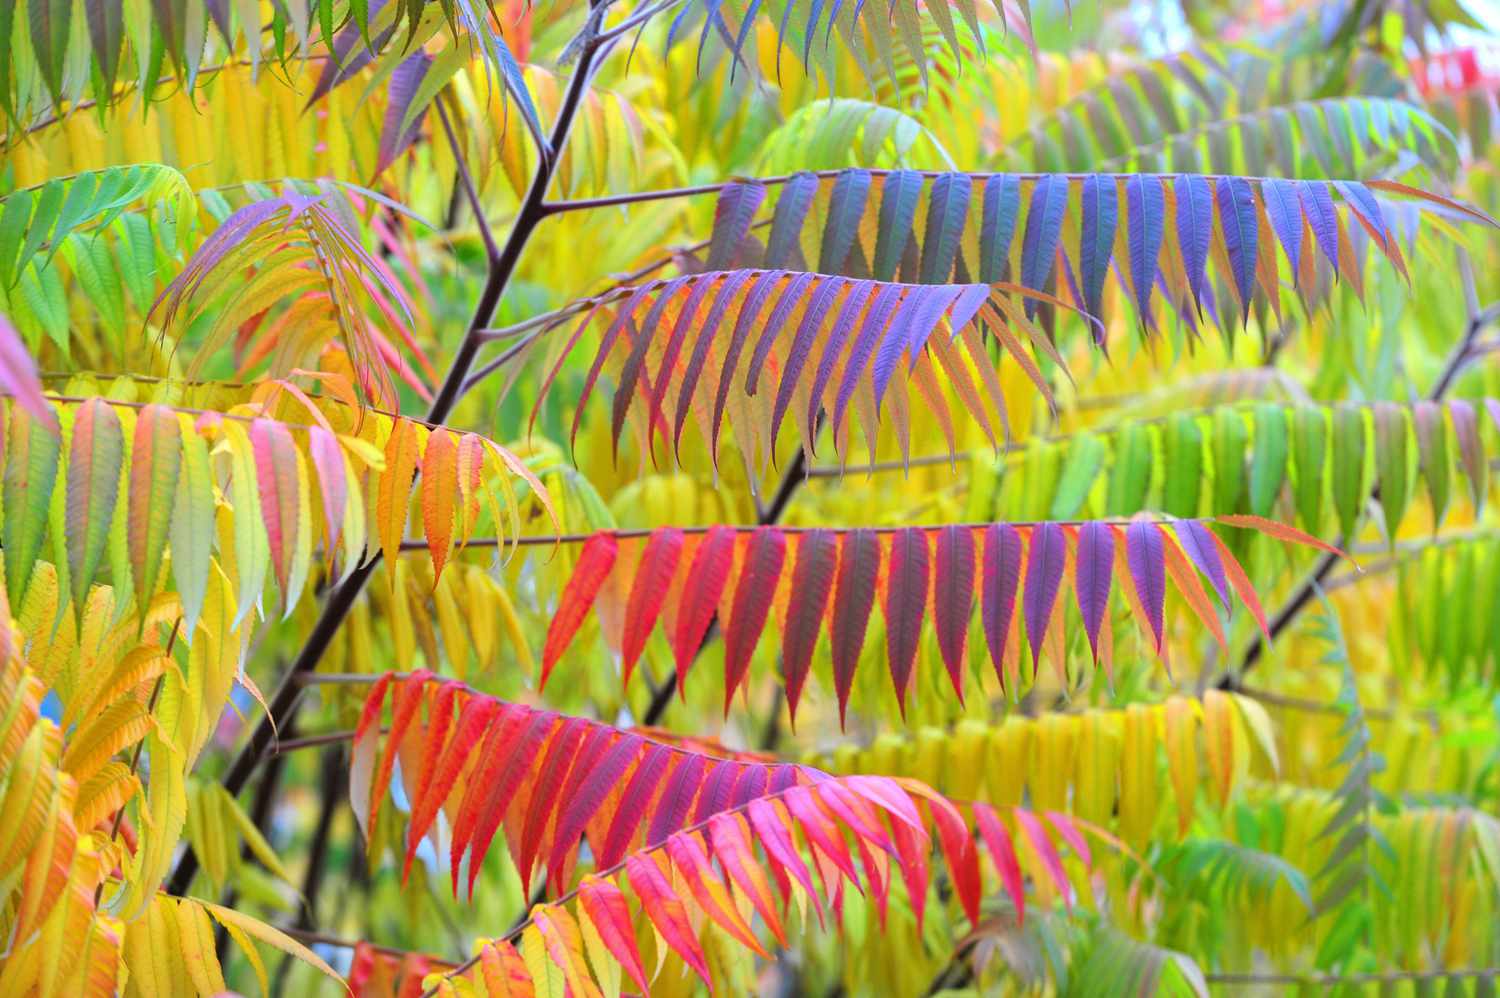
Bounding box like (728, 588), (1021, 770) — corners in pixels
(1015, 807), (1071, 909)
(517, 718), (593, 896)
(1074, 522), (1115, 663)
(883, 527), (930, 718)
(974, 802), (1026, 924)
(981, 524), (1024, 689)
(926, 797), (981, 926)
(421, 429), (458, 582)
(626, 853), (711, 987)
(933, 525), (976, 702)
(547, 733), (645, 891)
(830, 528), (881, 727)
(578, 876), (650, 995)
(597, 744), (672, 868)
(1214, 513), (1352, 561)
(620, 528), (685, 683)
(1210, 530), (1270, 640)
(465, 710), (556, 899)
(402, 680), (463, 881)
(888, 808), (931, 929)
(541, 532), (619, 687)
(406, 695), (499, 881)
(1043, 810), (1092, 867)
(747, 798), (822, 922)
(672, 526), (736, 693)
(250, 417), (299, 600)
(781, 529), (837, 727)
(368, 670), (434, 838)
(666, 831), (768, 957)
(723, 526), (788, 712)
(784, 785), (860, 887)
(646, 752), (706, 848)
(1022, 522), (1066, 675)
(709, 812), (787, 946)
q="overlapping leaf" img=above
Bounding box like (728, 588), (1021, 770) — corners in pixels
(2, 0), (540, 153)
(535, 516), (1332, 724)
(0, 398), (543, 625)
(151, 187), (426, 407)
(353, 674), (1096, 994)
(973, 398), (1500, 539)
(699, 171), (1485, 308)
(544, 170), (1486, 467)
(820, 691), (1281, 850)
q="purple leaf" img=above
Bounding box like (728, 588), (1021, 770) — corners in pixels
(1022, 522), (1066, 673)
(1173, 520), (1230, 610)
(981, 524), (1024, 686)
(1021, 175), (1069, 318)
(765, 172), (819, 268)
(820, 169), (872, 273)
(874, 171), (925, 282)
(980, 175), (1022, 284)
(1298, 181), (1340, 274)
(921, 173), (972, 284)
(711, 270), (787, 453)
(1261, 178), (1304, 283)
(708, 181), (768, 271)
(806, 279), (875, 443)
(1174, 174), (1213, 316)
(1126, 521), (1167, 654)
(771, 276), (846, 442)
(675, 270), (755, 459)
(832, 282), (904, 432)
(1125, 175), (1165, 324)
(1078, 175), (1119, 322)
(377, 53), (432, 176)
(1074, 522), (1114, 663)
(744, 271), (816, 395)
(1215, 176), (1258, 324)
(1334, 180), (1390, 252)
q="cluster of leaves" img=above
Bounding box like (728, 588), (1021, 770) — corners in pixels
(971, 397), (1500, 537)
(2, 396), (540, 631)
(536, 517), (1334, 721)
(542, 169), (1481, 468)
(816, 690), (1279, 848)
(352, 671), (1097, 995)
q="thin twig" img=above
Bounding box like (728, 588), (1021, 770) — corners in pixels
(435, 96), (502, 267)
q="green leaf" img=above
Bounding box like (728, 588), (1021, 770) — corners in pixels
(1412, 401), (1450, 528)
(1050, 432), (1104, 519)
(3, 407), (62, 608)
(1330, 405), (1368, 541)
(1211, 408), (1248, 514)
(1291, 406), (1328, 532)
(1106, 423), (1153, 516)
(1162, 414), (1203, 518)
(65, 400), (124, 617)
(1374, 403), (1411, 542)
(1249, 404), (1288, 518)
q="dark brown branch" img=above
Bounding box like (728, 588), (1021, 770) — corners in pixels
(166, 15), (617, 898)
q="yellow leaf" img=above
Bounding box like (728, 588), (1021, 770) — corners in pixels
(200, 898), (349, 993)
